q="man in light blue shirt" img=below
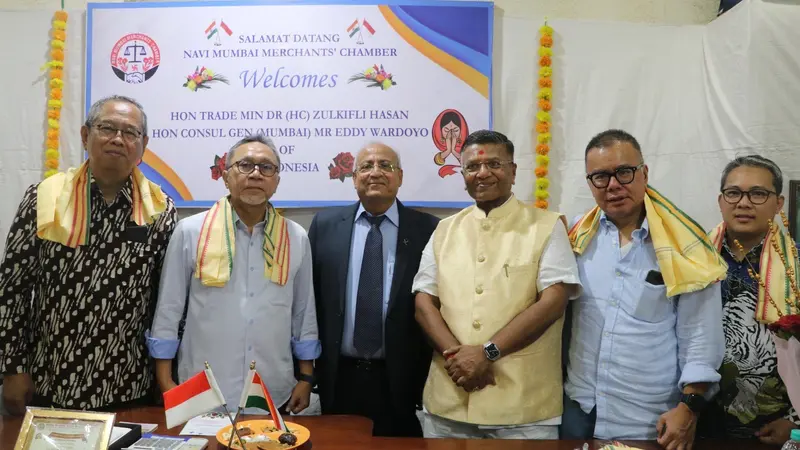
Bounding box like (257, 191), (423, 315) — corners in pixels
(562, 129), (725, 448)
(147, 134), (321, 415)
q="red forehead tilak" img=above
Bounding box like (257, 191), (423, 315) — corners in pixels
(478, 150), (485, 155)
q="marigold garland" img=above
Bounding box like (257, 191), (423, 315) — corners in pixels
(43, 10), (68, 179)
(534, 21), (554, 210)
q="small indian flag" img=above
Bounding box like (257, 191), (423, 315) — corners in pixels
(238, 369), (288, 432)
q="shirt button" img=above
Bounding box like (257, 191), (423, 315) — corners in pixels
(249, 319), (254, 325)
(473, 320), (481, 330)
(615, 271), (621, 276)
(610, 300), (617, 306)
(482, 223), (490, 231)
(475, 286), (483, 294)
(478, 255), (485, 263)
(604, 332), (610, 337)
(248, 346), (252, 351)
(249, 293), (254, 298)
(250, 267), (254, 272)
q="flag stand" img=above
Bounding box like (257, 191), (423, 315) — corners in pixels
(227, 360), (255, 449)
(205, 361), (245, 449)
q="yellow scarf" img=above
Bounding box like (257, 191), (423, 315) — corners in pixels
(195, 197), (290, 287)
(36, 161), (167, 248)
(709, 222), (798, 323)
(568, 186), (727, 297)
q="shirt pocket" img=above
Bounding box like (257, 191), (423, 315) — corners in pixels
(499, 264), (538, 309)
(621, 277), (673, 323)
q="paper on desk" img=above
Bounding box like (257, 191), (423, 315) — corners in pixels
(119, 422), (158, 433)
(179, 412), (236, 436)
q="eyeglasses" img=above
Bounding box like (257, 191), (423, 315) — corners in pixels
(357, 161), (399, 174)
(721, 188), (776, 205)
(234, 160), (279, 177)
(93, 123), (143, 144)
(587, 164), (644, 189)
(462, 160), (514, 175)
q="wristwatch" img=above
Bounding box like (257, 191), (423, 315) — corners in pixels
(483, 342), (501, 362)
(297, 373), (315, 385)
(680, 393), (707, 413)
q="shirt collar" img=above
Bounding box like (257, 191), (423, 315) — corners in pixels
(232, 201), (268, 232)
(599, 210), (650, 240)
(355, 200), (399, 227)
(470, 194), (518, 219)
(89, 173), (134, 205)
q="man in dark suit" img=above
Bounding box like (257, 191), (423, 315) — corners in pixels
(309, 142), (439, 437)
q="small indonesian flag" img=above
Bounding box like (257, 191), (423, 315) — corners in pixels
(362, 19), (375, 35)
(238, 369), (288, 432)
(220, 20), (233, 36)
(163, 368), (226, 429)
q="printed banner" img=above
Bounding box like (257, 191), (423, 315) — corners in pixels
(86, 0), (493, 207)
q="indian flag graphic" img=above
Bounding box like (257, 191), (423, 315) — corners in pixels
(238, 369), (288, 432)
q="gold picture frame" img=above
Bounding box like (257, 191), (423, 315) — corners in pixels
(13, 408), (115, 450)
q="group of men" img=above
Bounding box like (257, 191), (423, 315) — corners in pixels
(0, 95), (797, 447)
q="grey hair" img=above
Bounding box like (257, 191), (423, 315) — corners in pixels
(226, 133), (281, 169)
(84, 95), (148, 136)
(720, 154), (784, 195)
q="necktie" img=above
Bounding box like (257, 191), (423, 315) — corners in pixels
(353, 214), (386, 357)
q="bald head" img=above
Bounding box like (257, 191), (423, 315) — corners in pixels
(356, 142), (401, 168)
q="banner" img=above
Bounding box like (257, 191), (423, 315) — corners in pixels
(86, 1), (493, 208)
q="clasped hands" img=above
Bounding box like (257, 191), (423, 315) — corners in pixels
(443, 345), (496, 393)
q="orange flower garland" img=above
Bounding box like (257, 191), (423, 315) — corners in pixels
(44, 11), (68, 179)
(535, 21), (553, 210)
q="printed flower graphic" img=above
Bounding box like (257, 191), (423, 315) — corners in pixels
(183, 66), (229, 91)
(328, 152), (355, 182)
(348, 64), (396, 90)
(210, 152), (227, 180)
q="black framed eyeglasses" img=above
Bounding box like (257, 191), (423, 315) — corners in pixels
(462, 160), (515, 175)
(94, 123), (143, 144)
(587, 164), (644, 189)
(234, 160), (279, 177)
(357, 161), (399, 174)
(721, 188), (776, 205)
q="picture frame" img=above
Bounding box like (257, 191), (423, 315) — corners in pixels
(789, 180), (800, 240)
(13, 408), (115, 450)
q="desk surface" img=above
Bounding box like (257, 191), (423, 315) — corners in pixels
(0, 407), (775, 450)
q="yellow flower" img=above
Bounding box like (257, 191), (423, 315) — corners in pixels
(540, 24), (554, 36)
(536, 178), (550, 189)
(45, 149), (59, 160)
(187, 80), (197, 90)
(44, 169), (59, 178)
(538, 47), (553, 57)
(47, 118), (60, 129)
(204, 69), (214, 77)
(537, 88), (552, 100)
(535, 188), (550, 200)
(536, 154), (550, 166)
(537, 133), (551, 144)
(364, 68), (375, 76)
(382, 79), (392, 90)
(51, 39), (65, 49)
(536, 111), (551, 123)
(539, 67), (552, 77)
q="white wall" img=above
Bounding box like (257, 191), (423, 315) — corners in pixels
(0, 0), (721, 242)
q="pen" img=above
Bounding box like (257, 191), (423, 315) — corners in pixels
(503, 263), (509, 277)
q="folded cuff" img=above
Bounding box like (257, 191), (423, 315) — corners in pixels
(678, 361), (721, 393)
(291, 338), (321, 360)
(145, 330), (180, 359)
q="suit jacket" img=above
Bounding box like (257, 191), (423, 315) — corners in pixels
(308, 200), (439, 415)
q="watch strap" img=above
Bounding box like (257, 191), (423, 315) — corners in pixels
(297, 373), (315, 385)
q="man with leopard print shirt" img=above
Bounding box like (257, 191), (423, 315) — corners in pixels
(699, 155), (800, 445)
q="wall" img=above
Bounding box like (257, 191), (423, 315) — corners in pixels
(0, 0), (721, 246)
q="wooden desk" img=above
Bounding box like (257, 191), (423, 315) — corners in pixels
(0, 407), (775, 450)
